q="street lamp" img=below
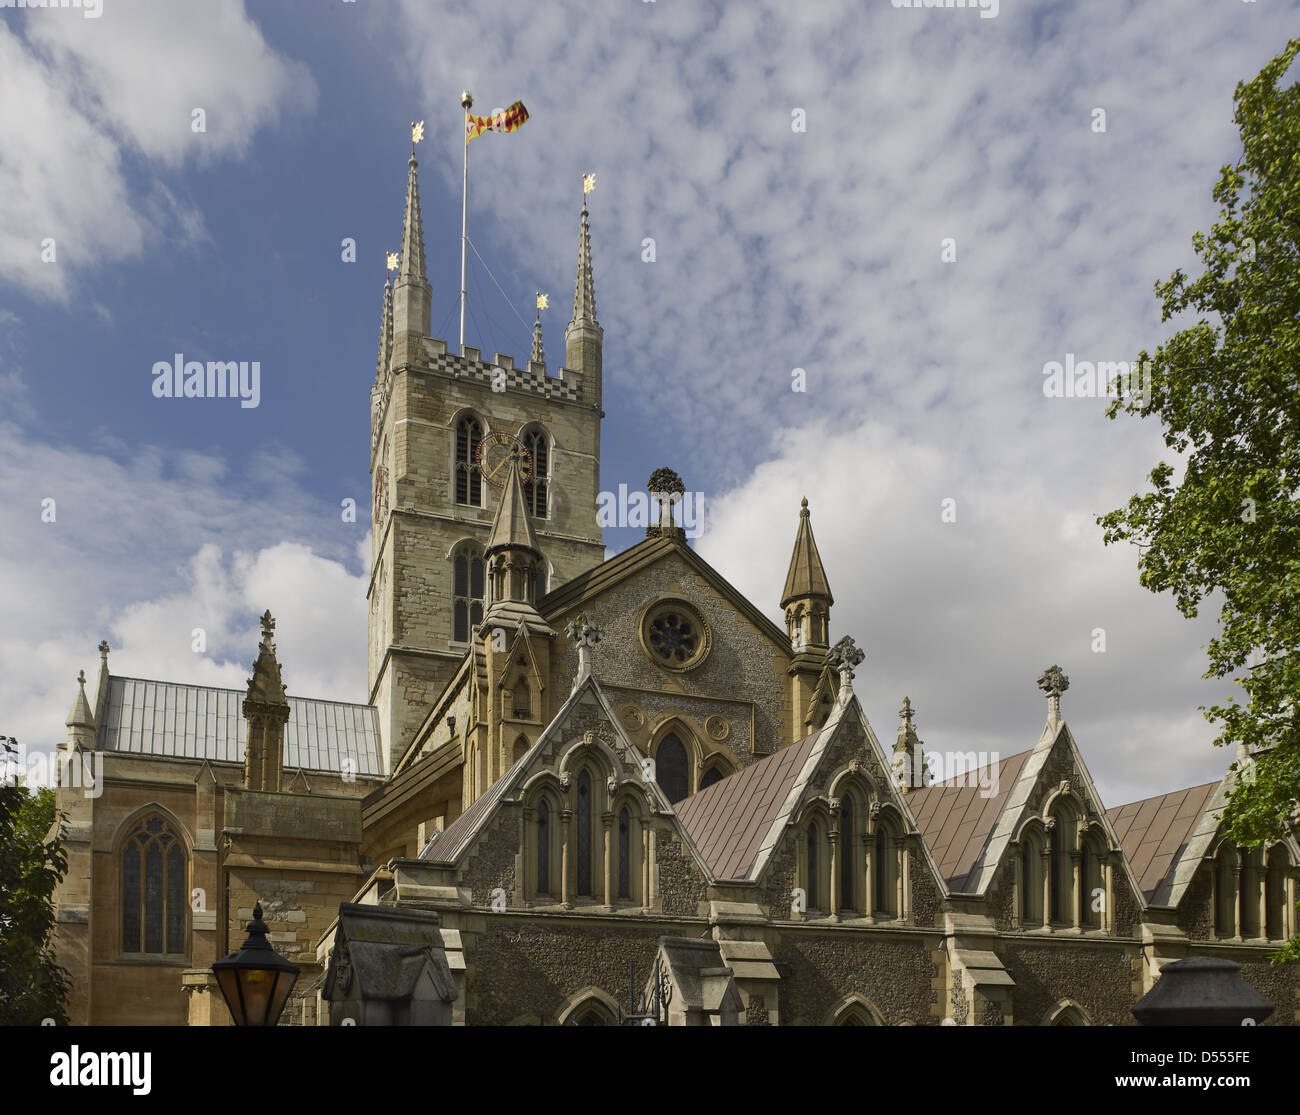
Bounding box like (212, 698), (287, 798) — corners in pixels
(213, 902), (300, 1026)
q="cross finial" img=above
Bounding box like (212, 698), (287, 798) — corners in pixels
(566, 613), (602, 693)
(98, 640), (109, 660)
(1037, 664), (1069, 725)
(826, 635), (865, 710)
(77, 670), (86, 687)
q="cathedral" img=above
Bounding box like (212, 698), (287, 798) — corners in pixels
(48, 146), (1300, 1027)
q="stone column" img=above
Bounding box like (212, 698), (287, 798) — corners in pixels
(1103, 855), (1115, 932)
(1233, 863), (1242, 940)
(521, 805), (535, 899)
(1041, 849), (1052, 926)
(1009, 842), (1022, 928)
(647, 825), (657, 907)
(864, 831), (875, 919)
(561, 809), (573, 908)
(1256, 861), (1267, 940)
(602, 811), (614, 908)
(1070, 850), (1082, 928)
(641, 822), (651, 908)
(895, 837), (907, 922)
(828, 803), (841, 919)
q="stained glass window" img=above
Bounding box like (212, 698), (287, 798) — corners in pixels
(121, 817), (186, 956)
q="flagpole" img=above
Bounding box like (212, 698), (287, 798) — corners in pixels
(459, 91), (472, 355)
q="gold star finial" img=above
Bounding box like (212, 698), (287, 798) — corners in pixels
(536, 292), (549, 311)
(583, 172), (596, 196)
(386, 251), (399, 274)
(411, 120), (425, 146)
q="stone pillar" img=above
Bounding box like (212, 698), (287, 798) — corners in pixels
(1070, 850), (1082, 928)
(828, 821), (841, 919)
(647, 825), (657, 907)
(521, 805), (535, 898)
(602, 811), (614, 908)
(1233, 863), (1243, 939)
(641, 823), (651, 908)
(1103, 856), (1115, 932)
(1256, 862), (1267, 940)
(1010, 842), (1021, 929)
(561, 809), (573, 908)
(895, 837), (907, 922)
(864, 831), (875, 918)
(1041, 849), (1052, 926)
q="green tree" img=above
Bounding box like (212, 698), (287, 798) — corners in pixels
(0, 736), (71, 1023)
(1099, 40), (1300, 962)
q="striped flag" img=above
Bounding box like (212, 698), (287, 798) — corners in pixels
(466, 99), (529, 142)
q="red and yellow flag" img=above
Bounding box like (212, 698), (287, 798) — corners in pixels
(466, 99), (529, 142)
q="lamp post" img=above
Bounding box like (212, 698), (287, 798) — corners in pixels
(212, 902), (300, 1026)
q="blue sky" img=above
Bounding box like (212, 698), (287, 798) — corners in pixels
(2, 0), (1297, 806)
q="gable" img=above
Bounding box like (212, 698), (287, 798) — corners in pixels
(1107, 781), (1220, 905)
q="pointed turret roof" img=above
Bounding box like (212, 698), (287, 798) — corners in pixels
(246, 610), (288, 706)
(486, 451), (542, 558)
(780, 497), (834, 607)
(569, 200), (598, 329)
(66, 670), (94, 729)
(397, 156), (426, 285)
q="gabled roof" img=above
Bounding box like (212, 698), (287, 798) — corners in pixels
(419, 674), (676, 867)
(541, 536), (790, 649)
(675, 728), (827, 879)
(97, 675), (383, 777)
(1107, 780), (1221, 905)
(907, 750), (1033, 892)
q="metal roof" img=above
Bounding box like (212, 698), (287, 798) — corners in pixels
(907, 749), (1032, 892)
(675, 728), (826, 880)
(1106, 780), (1220, 903)
(96, 675), (384, 777)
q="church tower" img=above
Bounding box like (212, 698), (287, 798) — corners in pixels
(368, 154), (606, 771)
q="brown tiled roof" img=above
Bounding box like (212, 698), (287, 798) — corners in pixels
(907, 750), (1032, 892)
(1106, 781), (1219, 902)
(675, 728), (826, 880)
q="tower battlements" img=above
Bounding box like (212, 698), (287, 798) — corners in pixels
(398, 337), (586, 405)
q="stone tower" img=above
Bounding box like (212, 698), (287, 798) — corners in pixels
(368, 157), (606, 771)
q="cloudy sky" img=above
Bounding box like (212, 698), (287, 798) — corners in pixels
(1, 0), (1295, 807)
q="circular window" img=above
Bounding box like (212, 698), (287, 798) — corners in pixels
(640, 599), (711, 672)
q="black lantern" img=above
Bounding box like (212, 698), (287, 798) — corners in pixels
(212, 902), (300, 1026)
(1132, 956), (1274, 1026)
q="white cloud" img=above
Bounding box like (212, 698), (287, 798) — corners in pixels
(0, 0), (315, 299)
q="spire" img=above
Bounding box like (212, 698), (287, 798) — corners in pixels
(483, 451), (553, 631)
(564, 179), (603, 407)
(65, 669), (95, 750)
(486, 450), (543, 560)
(570, 197), (598, 328)
(398, 156), (426, 286)
(891, 697), (930, 791)
(781, 498), (834, 608)
(376, 275), (394, 382)
(531, 308), (545, 365)
(392, 152), (431, 340)
(243, 610), (290, 792)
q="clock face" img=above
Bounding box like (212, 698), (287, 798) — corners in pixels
(475, 431), (534, 489)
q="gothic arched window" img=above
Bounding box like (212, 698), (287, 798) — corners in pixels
(537, 799), (551, 895)
(455, 416), (484, 507)
(513, 679), (530, 720)
(839, 798), (856, 913)
(121, 816), (187, 956)
(618, 807), (631, 899)
(577, 770), (593, 897)
(699, 766), (723, 791)
(1049, 823), (1064, 923)
(655, 734), (689, 804)
(452, 542), (485, 642)
(523, 427), (549, 518)
(807, 822), (821, 911)
(512, 735), (529, 765)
